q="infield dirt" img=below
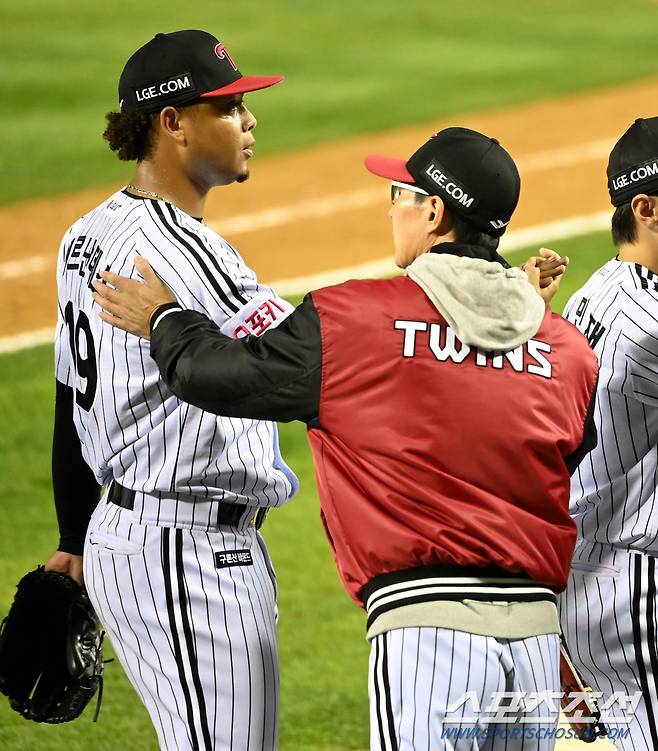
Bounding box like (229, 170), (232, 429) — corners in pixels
(3, 76), (658, 340)
(2, 76), (658, 342)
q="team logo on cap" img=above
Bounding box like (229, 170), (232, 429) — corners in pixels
(133, 73), (195, 103)
(214, 43), (238, 72)
(490, 219), (510, 230)
(610, 159), (658, 192)
(425, 162), (475, 208)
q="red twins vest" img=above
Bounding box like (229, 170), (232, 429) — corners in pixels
(307, 276), (598, 605)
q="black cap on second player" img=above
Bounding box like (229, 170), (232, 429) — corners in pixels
(364, 128), (521, 237)
(608, 117), (658, 206)
(119, 30), (283, 114)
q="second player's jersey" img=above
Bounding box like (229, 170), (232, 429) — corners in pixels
(563, 257), (658, 551)
(55, 189), (298, 508)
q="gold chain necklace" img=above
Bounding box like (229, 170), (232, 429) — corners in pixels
(125, 184), (204, 223)
(125, 184), (164, 200)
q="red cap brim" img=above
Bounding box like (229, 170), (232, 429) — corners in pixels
(201, 75), (284, 98)
(364, 154), (414, 183)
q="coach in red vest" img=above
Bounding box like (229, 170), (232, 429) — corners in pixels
(95, 128), (599, 750)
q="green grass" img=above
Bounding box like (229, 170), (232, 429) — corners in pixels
(0, 227), (616, 749)
(5, 0), (658, 205)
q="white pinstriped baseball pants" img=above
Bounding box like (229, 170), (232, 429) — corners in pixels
(368, 627), (560, 751)
(83, 498), (279, 751)
(559, 540), (657, 751)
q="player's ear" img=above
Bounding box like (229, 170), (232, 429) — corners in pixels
(159, 106), (187, 146)
(425, 195), (450, 234)
(630, 193), (657, 226)
(649, 195), (658, 228)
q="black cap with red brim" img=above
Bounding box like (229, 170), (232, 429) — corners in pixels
(119, 29), (283, 114)
(199, 75), (283, 99)
(364, 127), (521, 238)
(364, 155), (415, 183)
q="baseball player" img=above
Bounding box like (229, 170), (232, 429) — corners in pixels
(93, 127), (599, 750)
(44, 30), (298, 750)
(556, 117), (658, 750)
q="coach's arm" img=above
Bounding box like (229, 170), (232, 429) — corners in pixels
(92, 257), (322, 424)
(150, 299), (322, 424)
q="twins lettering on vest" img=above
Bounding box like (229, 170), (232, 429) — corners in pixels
(394, 320), (552, 378)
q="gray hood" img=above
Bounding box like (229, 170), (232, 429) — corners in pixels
(406, 251), (545, 350)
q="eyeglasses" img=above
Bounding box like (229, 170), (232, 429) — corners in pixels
(390, 180), (430, 204)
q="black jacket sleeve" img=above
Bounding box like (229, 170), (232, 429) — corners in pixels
(564, 381), (598, 476)
(150, 295), (322, 423)
(52, 379), (101, 554)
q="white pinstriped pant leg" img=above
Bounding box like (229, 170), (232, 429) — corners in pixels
(369, 627), (560, 751)
(83, 500), (279, 751)
(558, 542), (658, 751)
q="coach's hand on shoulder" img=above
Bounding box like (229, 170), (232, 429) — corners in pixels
(92, 257), (176, 339)
(44, 550), (84, 587)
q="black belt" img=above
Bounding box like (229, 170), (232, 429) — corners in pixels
(107, 481), (268, 530)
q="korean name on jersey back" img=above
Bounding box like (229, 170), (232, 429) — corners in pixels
(571, 297), (606, 348)
(63, 235), (107, 289)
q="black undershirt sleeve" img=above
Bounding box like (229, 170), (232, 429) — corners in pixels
(564, 379), (598, 476)
(52, 379), (101, 555)
(150, 294), (322, 423)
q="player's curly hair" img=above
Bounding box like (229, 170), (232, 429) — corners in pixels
(103, 110), (159, 162)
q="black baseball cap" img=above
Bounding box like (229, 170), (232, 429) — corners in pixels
(119, 30), (283, 114)
(607, 117), (658, 206)
(364, 127), (521, 237)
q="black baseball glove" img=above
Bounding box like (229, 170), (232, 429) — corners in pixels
(0, 566), (105, 723)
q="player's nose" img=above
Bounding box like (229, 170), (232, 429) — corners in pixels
(243, 105), (256, 131)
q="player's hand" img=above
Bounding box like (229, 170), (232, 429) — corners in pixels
(521, 247), (569, 287)
(521, 248), (568, 304)
(92, 257), (176, 339)
(44, 550), (84, 587)
(537, 247), (569, 288)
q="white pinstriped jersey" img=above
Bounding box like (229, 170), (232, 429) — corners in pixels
(55, 189), (298, 509)
(563, 258), (658, 551)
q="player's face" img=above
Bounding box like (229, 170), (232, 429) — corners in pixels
(389, 186), (432, 268)
(181, 95), (257, 188)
